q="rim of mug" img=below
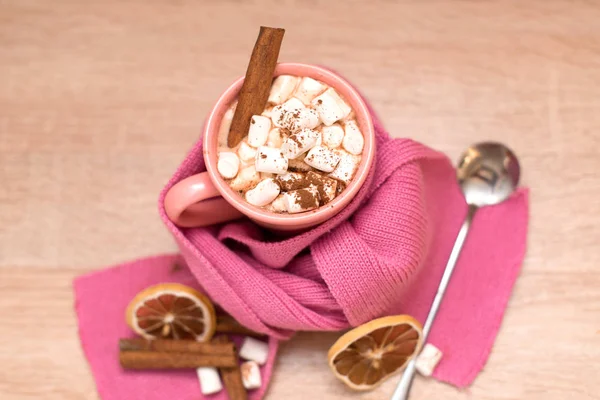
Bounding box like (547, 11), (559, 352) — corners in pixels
(202, 63), (375, 228)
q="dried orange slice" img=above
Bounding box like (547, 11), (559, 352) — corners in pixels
(328, 315), (423, 391)
(125, 283), (216, 342)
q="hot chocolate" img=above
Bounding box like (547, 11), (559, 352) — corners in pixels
(217, 75), (364, 214)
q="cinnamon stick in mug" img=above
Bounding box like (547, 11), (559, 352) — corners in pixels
(227, 26), (285, 148)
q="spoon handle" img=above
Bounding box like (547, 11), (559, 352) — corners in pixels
(391, 205), (478, 400)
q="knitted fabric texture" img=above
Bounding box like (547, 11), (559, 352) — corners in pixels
(157, 105), (529, 388)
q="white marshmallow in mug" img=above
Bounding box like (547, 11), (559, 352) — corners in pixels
(281, 128), (320, 159)
(322, 124), (345, 148)
(268, 75), (299, 105)
(239, 337), (269, 365)
(229, 165), (261, 191)
(255, 146), (288, 174)
(328, 150), (361, 184)
(247, 115), (271, 147)
(283, 186), (320, 213)
(217, 151), (240, 179)
(238, 141), (257, 163)
(294, 77), (327, 105)
(266, 128), (285, 148)
(269, 194), (287, 212)
(196, 367), (223, 395)
(245, 178), (281, 207)
(342, 120), (364, 155)
(311, 88), (351, 126)
(304, 146), (341, 173)
(241, 361), (262, 390)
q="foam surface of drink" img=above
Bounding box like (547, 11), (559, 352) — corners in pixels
(216, 75), (364, 214)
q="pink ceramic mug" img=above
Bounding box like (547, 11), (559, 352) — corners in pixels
(164, 63), (375, 231)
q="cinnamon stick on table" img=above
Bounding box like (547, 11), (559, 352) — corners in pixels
(216, 314), (267, 338)
(213, 336), (248, 400)
(227, 26), (285, 148)
(119, 338), (237, 370)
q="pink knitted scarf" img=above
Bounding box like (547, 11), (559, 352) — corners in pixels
(74, 102), (528, 400)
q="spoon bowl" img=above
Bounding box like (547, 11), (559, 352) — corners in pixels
(457, 142), (520, 207)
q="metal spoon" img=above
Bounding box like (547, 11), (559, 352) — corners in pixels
(391, 142), (521, 400)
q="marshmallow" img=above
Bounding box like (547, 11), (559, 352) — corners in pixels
(328, 150), (361, 184)
(281, 128), (320, 159)
(247, 115), (271, 147)
(268, 75), (299, 104)
(269, 194), (287, 213)
(342, 120), (364, 155)
(241, 361), (262, 390)
(245, 178), (281, 207)
(229, 166), (260, 191)
(287, 157), (314, 172)
(283, 186), (320, 213)
(197, 367), (223, 395)
(266, 128), (285, 148)
(322, 124), (345, 148)
(238, 141), (257, 163)
(276, 172), (308, 191)
(272, 102), (319, 132)
(311, 88), (351, 126)
(304, 146), (342, 173)
(217, 152), (240, 179)
(282, 97), (305, 111)
(262, 106), (274, 119)
(306, 171), (338, 204)
(294, 77), (327, 105)
(272, 99), (306, 127)
(415, 343), (443, 377)
(255, 146), (288, 174)
(239, 337), (269, 365)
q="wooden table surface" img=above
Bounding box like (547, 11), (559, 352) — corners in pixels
(1, 1), (599, 399)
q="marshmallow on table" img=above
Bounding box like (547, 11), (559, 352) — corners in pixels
(247, 115), (271, 147)
(197, 367), (223, 395)
(311, 88), (351, 126)
(266, 128), (285, 148)
(276, 172), (309, 191)
(342, 120), (364, 155)
(415, 343), (443, 377)
(241, 361), (262, 390)
(245, 178), (281, 207)
(283, 186), (320, 213)
(306, 171), (338, 204)
(239, 337), (269, 365)
(294, 77), (327, 105)
(304, 146), (342, 173)
(281, 128), (320, 159)
(268, 75), (299, 105)
(238, 141), (257, 163)
(328, 150), (361, 184)
(322, 124), (345, 148)
(229, 165), (260, 191)
(255, 146), (288, 174)
(217, 152), (240, 179)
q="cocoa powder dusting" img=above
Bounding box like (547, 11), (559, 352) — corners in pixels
(293, 188), (320, 209)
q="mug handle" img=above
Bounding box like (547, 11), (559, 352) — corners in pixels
(164, 172), (244, 227)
